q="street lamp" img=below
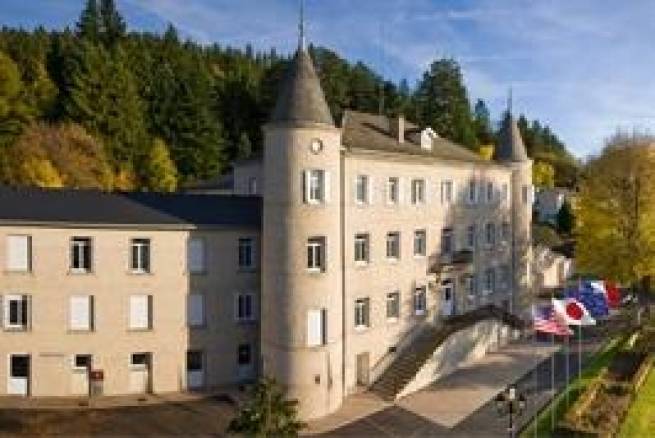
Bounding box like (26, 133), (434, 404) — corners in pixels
(494, 384), (527, 438)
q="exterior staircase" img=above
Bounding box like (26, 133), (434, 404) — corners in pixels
(370, 305), (526, 401)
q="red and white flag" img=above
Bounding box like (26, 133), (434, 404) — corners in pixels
(532, 304), (573, 336)
(552, 298), (596, 326)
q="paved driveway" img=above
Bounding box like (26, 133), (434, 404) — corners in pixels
(0, 396), (236, 437)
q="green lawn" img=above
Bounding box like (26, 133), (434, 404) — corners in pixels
(619, 365), (655, 437)
(521, 336), (626, 438)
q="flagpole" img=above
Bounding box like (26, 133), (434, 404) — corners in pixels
(565, 334), (570, 409)
(578, 325), (582, 382)
(551, 333), (555, 431)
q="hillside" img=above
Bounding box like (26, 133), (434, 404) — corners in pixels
(0, 0), (578, 191)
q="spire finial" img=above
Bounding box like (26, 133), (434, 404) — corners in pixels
(299, 0), (306, 50)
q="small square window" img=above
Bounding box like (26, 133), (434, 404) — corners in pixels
(411, 179), (426, 204)
(485, 223), (496, 247)
(238, 344), (252, 366)
(3, 295), (30, 330)
(235, 293), (256, 322)
(238, 238), (254, 269)
(441, 180), (453, 204)
(70, 237), (92, 273)
(387, 177), (399, 204)
(414, 287), (427, 316)
(306, 169), (325, 203)
(441, 228), (453, 255)
(74, 354), (92, 369)
(187, 350), (203, 371)
(356, 175), (369, 204)
(130, 238), (151, 273)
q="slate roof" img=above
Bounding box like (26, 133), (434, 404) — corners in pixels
(0, 186), (261, 229)
(269, 48), (334, 126)
(494, 113), (528, 162)
(341, 110), (487, 163)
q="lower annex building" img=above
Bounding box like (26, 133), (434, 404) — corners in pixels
(0, 35), (533, 420)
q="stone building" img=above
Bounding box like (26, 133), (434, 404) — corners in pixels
(0, 33), (532, 420)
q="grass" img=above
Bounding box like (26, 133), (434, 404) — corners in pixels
(521, 335), (627, 438)
(619, 365), (655, 437)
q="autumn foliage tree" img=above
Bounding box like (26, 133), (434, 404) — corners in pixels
(4, 122), (113, 189)
(576, 133), (655, 291)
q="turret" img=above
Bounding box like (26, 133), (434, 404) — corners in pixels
(260, 9), (344, 419)
(495, 110), (532, 315)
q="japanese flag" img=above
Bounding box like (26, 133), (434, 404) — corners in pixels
(552, 298), (596, 326)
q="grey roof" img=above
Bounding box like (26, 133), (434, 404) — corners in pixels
(494, 113), (528, 162)
(341, 111), (487, 163)
(269, 48), (334, 126)
(0, 186), (261, 229)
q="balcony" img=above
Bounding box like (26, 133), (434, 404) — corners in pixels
(428, 250), (474, 274)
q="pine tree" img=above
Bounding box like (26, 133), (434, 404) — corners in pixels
(0, 51), (31, 146)
(415, 58), (477, 150)
(557, 199), (574, 236)
(99, 0), (126, 47)
(237, 132), (253, 160)
(144, 138), (177, 192)
(76, 0), (100, 42)
(473, 99), (494, 145)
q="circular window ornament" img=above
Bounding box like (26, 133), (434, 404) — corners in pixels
(310, 138), (323, 154)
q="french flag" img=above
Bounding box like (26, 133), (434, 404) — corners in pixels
(552, 298), (596, 326)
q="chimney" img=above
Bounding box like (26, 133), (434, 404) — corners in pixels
(390, 115), (405, 144)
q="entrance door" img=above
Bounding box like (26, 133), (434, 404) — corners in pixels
(129, 353), (151, 394)
(441, 281), (455, 317)
(356, 352), (370, 386)
(186, 351), (204, 390)
(71, 355), (91, 396)
(237, 344), (255, 382)
(8, 354), (30, 396)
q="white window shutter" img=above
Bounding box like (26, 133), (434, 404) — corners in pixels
(307, 309), (322, 347)
(188, 294), (205, 326)
(425, 180), (430, 204)
(367, 177), (374, 204)
(188, 239), (205, 273)
(70, 296), (90, 330)
(129, 295), (149, 329)
(324, 171), (331, 203)
(303, 170), (311, 203)
(7, 235), (30, 272)
(398, 177), (405, 204)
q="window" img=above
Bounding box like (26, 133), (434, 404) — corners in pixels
(187, 350), (204, 372)
(499, 265), (511, 290)
(485, 223), (496, 247)
(238, 344), (252, 366)
(468, 181), (477, 204)
(441, 180), (453, 204)
(130, 238), (150, 274)
(501, 183), (509, 202)
(441, 228), (453, 254)
(238, 238), (254, 269)
(484, 268), (496, 294)
(248, 177), (258, 195)
(307, 308), (327, 347)
(354, 234), (369, 264)
(70, 237), (92, 273)
(304, 169), (327, 204)
(188, 294), (205, 328)
(235, 293), (256, 322)
(414, 230), (426, 257)
(414, 286), (427, 316)
(464, 275), (475, 296)
(74, 354), (92, 370)
(501, 222), (511, 242)
(307, 237), (326, 272)
(486, 182), (494, 203)
(69, 295), (93, 331)
(411, 179), (425, 204)
(187, 238), (205, 274)
(386, 292), (400, 320)
(354, 298), (370, 329)
(466, 225), (476, 249)
(386, 232), (400, 259)
(129, 295), (152, 330)
(2, 295), (29, 330)
(355, 175), (369, 204)
(6, 235), (31, 272)
(387, 177), (399, 204)
(130, 353), (149, 367)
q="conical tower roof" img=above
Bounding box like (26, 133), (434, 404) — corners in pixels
(495, 112), (528, 162)
(269, 47), (334, 127)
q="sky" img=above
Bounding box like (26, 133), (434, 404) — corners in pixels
(4, 0), (655, 158)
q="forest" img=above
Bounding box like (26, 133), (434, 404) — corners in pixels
(0, 0), (578, 191)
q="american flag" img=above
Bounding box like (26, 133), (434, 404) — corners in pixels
(532, 305), (573, 336)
